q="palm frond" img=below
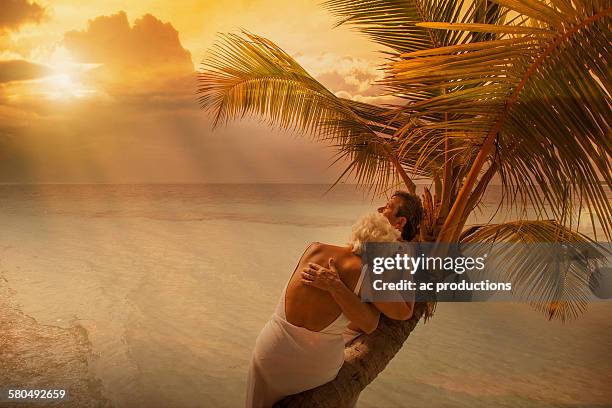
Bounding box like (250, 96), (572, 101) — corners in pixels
(460, 220), (609, 321)
(322, 0), (504, 54)
(321, 0), (437, 54)
(197, 31), (424, 192)
(385, 2), (612, 240)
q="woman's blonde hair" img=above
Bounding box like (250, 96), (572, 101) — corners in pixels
(348, 212), (401, 255)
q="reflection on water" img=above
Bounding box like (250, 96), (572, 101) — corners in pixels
(0, 184), (610, 408)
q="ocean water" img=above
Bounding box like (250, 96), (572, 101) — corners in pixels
(0, 184), (610, 408)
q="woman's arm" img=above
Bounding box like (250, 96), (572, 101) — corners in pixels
(301, 259), (380, 334)
(327, 279), (380, 334)
(302, 259), (414, 323)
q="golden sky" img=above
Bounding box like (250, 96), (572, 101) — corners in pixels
(0, 0), (389, 183)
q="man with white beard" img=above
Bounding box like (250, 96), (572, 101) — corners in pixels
(245, 191), (424, 408)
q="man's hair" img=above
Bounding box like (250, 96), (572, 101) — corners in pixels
(392, 191), (424, 241)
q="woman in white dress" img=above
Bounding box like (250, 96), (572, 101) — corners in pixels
(246, 192), (423, 408)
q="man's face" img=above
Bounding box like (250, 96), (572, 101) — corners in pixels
(377, 196), (407, 232)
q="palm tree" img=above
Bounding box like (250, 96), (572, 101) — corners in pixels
(197, 1), (611, 406)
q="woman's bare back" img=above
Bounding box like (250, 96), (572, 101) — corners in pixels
(284, 242), (362, 332)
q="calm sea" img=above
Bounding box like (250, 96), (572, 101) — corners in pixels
(0, 184), (610, 407)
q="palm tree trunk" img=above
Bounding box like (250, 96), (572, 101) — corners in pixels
(273, 304), (426, 408)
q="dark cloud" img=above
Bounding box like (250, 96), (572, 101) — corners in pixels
(0, 0), (46, 33)
(64, 11), (193, 77)
(0, 59), (51, 83)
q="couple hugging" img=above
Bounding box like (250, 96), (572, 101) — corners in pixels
(246, 191), (424, 408)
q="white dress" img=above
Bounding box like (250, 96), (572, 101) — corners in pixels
(245, 266), (366, 408)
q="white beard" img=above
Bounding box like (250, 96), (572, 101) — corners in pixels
(347, 212), (401, 255)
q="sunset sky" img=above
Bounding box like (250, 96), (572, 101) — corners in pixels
(0, 0), (395, 184)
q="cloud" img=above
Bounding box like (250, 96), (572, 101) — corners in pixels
(0, 0), (46, 34)
(295, 53), (395, 104)
(64, 11), (194, 80)
(0, 0), (46, 57)
(0, 59), (51, 83)
(58, 11), (197, 111)
(0, 8), (363, 184)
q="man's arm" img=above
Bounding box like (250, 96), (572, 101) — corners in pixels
(301, 259), (380, 334)
(371, 242), (415, 320)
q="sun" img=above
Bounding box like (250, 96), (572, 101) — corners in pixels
(49, 73), (75, 90)
(37, 46), (100, 100)
(43, 69), (96, 100)
(44, 71), (79, 99)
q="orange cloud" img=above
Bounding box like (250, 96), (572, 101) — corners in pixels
(0, 59), (50, 83)
(64, 11), (193, 79)
(0, 0), (46, 34)
(296, 53), (395, 104)
(0, 5), (366, 184)
(59, 11), (196, 109)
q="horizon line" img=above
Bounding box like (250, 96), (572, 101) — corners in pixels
(0, 181), (477, 186)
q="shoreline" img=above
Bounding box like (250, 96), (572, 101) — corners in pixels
(0, 276), (112, 408)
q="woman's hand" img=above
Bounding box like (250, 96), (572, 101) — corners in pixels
(301, 258), (342, 291)
(303, 258), (380, 333)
